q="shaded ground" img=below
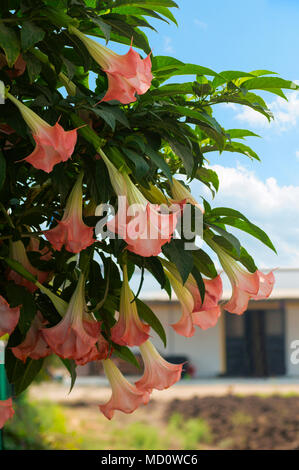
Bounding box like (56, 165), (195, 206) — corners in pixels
(164, 395), (299, 450)
(26, 381), (299, 450)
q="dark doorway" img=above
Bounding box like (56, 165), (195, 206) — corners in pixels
(225, 309), (285, 377)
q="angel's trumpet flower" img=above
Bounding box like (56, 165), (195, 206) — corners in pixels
(45, 172), (95, 253)
(99, 359), (150, 420)
(7, 92), (77, 173)
(69, 26), (152, 104)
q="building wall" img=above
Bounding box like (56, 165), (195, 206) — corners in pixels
(285, 301), (299, 376)
(148, 301), (223, 377)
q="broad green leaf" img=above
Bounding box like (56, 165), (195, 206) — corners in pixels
(21, 21), (45, 51)
(4, 257), (37, 284)
(226, 129), (260, 139)
(0, 23), (20, 67)
(60, 358), (77, 393)
(219, 216), (276, 253)
(112, 344), (141, 369)
(193, 249), (218, 279)
(136, 299), (166, 347)
(163, 238), (194, 284)
(242, 76), (298, 92)
(145, 144), (172, 181)
(168, 139), (194, 177)
(208, 223), (241, 256)
(122, 147), (149, 179)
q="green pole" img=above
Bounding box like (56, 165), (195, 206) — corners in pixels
(0, 340), (8, 450)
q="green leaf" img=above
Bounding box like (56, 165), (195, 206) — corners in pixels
(60, 358), (77, 393)
(0, 150), (6, 191)
(208, 223), (241, 256)
(0, 23), (20, 67)
(193, 249), (218, 279)
(4, 257), (37, 284)
(209, 207), (249, 221)
(5, 348), (44, 395)
(112, 344), (141, 369)
(23, 52), (42, 83)
(219, 217), (276, 253)
(168, 139), (194, 177)
(145, 144), (172, 181)
(196, 168), (219, 195)
(89, 16), (111, 42)
(224, 141), (260, 161)
(122, 147), (149, 179)
(191, 265), (205, 303)
(242, 76), (298, 93)
(136, 298), (166, 347)
(163, 238), (194, 284)
(226, 128), (260, 139)
(21, 21), (45, 51)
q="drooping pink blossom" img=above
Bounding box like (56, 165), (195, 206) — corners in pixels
(165, 268), (196, 337)
(188, 275), (223, 330)
(0, 295), (20, 337)
(7, 92), (77, 173)
(45, 172), (95, 253)
(75, 330), (111, 366)
(69, 26), (152, 104)
(111, 265), (150, 347)
(101, 152), (180, 257)
(42, 273), (100, 361)
(0, 398), (14, 429)
(0, 53), (26, 78)
(99, 359), (150, 420)
(210, 241), (275, 315)
(11, 312), (51, 362)
(135, 340), (183, 392)
(8, 240), (49, 292)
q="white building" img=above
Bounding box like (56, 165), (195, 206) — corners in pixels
(142, 268), (299, 378)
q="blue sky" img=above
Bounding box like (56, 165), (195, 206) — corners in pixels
(141, 0), (299, 268)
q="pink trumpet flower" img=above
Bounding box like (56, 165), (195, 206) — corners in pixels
(7, 92), (77, 173)
(101, 151), (180, 257)
(163, 260), (223, 335)
(75, 330), (111, 366)
(111, 265), (150, 347)
(0, 398), (14, 429)
(211, 241), (275, 315)
(99, 359), (150, 420)
(69, 26), (152, 104)
(8, 240), (49, 292)
(165, 268), (196, 337)
(187, 274), (223, 330)
(45, 172), (95, 253)
(0, 295), (20, 337)
(42, 273), (100, 361)
(11, 312), (51, 362)
(135, 340), (183, 392)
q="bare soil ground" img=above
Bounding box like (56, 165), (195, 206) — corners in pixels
(29, 382), (299, 450)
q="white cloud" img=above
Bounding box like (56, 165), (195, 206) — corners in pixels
(163, 36), (174, 54)
(235, 91), (299, 131)
(295, 150), (299, 160)
(191, 164), (299, 267)
(194, 18), (207, 30)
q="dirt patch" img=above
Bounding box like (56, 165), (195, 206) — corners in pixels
(164, 395), (299, 450)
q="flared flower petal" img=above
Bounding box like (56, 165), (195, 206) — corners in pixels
(42, 274), (100, 360)
(0, 295), (20, 337)
(111, 266), (149, 346)
(105, 166), (180, 257)
(99, 359), (150, 420)
(45, 172), (95, 253)
(11, 312), (51, 362)
(251, 270), (275, 300)
(188, 275), (223, 330)
(75, 330), (111, 366)
(208, 239), (274, 315)
(8, 240), (49, 292)
(69, 27), (152, 104)
(0, 398), (14, 429)
(135, 341), (183, 392)
(7, 93), (77, 172)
